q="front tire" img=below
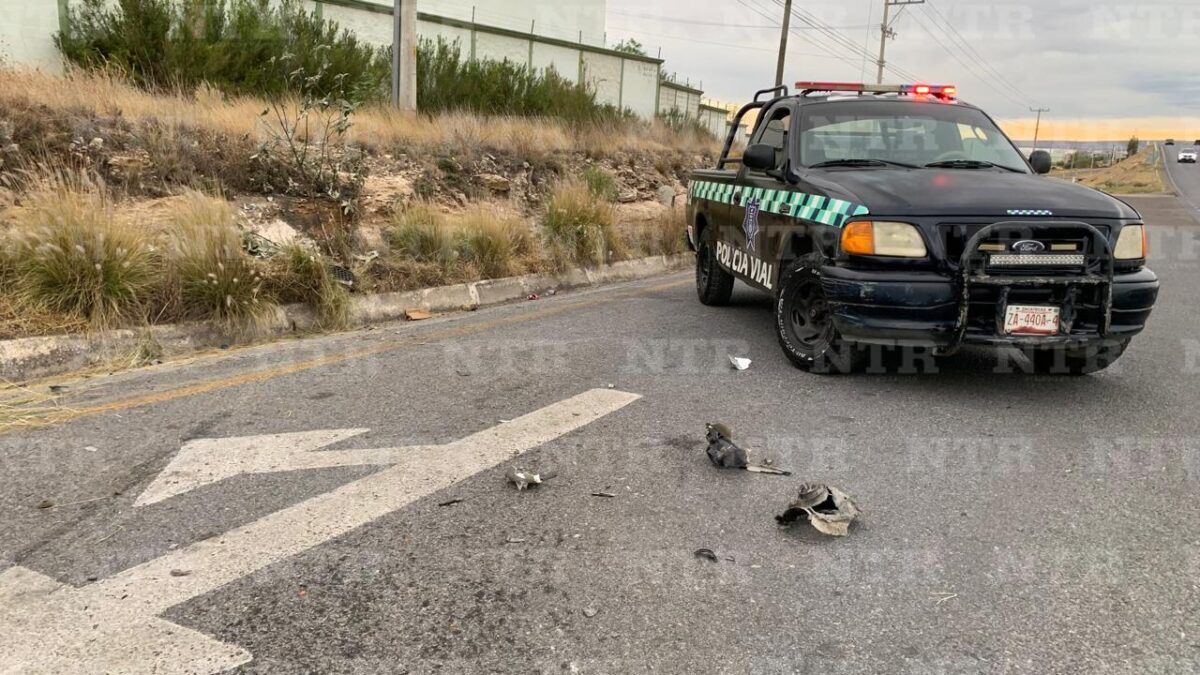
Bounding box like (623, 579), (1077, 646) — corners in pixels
(775, 254), (864, 373)
(1030, 340), (1129, 375)
(696, 226), (734, 306)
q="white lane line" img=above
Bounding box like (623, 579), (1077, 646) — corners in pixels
(0, 388), (640, 675)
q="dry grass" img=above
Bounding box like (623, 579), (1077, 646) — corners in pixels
(0, 68), (721, 158)
(161, 191), (274, 329)
(4, 171), (158, 328)
(0, 386), (76, 434)
(543, 178), (623, 268)
(1058, 152), (1167, 194)
(384, 202), (540, 281)
(626, 207), (688, 258)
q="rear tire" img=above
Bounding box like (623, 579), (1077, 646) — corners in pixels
(696, 225), (734, 306)
(1030, 340), (1129, 375)
(775, 254), (865, 374)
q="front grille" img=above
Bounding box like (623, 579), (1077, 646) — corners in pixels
(941, 223), (1109, 264)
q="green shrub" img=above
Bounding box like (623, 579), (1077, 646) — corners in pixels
(9, 183), (157, 327)
(56, 0), (390, 102)
(580, 166), (619, 202)
(263, 244), (349, 329)
(163, 192), (272, 328)
(543, 178), (621, 267)
(386, 203), (458, 265)
(415, 38), (630, 124)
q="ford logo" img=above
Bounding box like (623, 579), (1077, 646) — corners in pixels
(1012, 240), (1046, 253)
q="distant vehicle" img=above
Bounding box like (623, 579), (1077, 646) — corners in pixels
(1165, 139), (1175, 145)
(1194, 140), (1200, 147)
(1180, 149), (1198, 164)
(688, 81), (1158, 374)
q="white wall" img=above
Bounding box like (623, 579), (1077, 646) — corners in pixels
(0, 2), (62, 71)
(699, 107), (727, 138)
(1, 0), (694, 121)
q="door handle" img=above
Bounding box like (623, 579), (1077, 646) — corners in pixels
(780, 204), (792, 214)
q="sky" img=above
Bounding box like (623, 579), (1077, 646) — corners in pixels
(604, 0), (1200, 141)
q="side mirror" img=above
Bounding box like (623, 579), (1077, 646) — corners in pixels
(1029, 150), (1052, 175)
(742, 144), (777, 171)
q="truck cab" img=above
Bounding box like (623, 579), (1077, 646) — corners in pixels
(687, 82), (1159, 374)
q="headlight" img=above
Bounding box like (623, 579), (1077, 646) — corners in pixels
(841, 221), (927, 257)
(1114, 224), (1147, 260)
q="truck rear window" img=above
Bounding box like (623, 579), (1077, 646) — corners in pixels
(799, 100), (1028, 172)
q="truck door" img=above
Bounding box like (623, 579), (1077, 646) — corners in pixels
(730, 101), (797, 292)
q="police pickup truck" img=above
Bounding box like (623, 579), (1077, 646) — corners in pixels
(687, 82), (1159, 374)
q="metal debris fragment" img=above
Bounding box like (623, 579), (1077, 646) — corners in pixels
(705, 423), (791, 475)
(506, 467), (554, 490)
(776, 483), (860, 537)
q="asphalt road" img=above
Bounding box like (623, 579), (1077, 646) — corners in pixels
(2, 195), (1200, 673)
(1164, 143), (1200, 214)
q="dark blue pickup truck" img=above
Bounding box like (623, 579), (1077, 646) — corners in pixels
(687, 82), (1159, 374)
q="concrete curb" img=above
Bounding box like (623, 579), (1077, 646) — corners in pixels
(0, 254), (693, 383)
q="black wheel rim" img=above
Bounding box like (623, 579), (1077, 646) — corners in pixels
(697, 243), (712, 289)
(785, 277), (832, 350)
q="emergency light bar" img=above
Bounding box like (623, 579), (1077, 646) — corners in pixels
(796, 81), (958, 99)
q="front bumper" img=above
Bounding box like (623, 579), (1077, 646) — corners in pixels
(822, 266), (1158, 349)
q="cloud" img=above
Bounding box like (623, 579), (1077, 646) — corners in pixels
(605, 0), (1200, 134)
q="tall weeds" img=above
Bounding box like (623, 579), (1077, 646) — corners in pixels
(7, 174), (156, 327)
(542, 178), (622, 267)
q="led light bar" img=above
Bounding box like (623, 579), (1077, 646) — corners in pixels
(988, 253), (1086, 267)
(796, 82), (958, 99)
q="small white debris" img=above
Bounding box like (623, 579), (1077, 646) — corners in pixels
(728, 355), (752, 371)
(84, 446), (98, 453)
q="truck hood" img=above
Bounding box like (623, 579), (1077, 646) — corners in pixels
(806, 169), (1139, 220)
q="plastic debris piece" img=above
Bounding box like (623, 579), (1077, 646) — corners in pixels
(506, 467), (544, 490)
(404, 309), (432, 321)
(776, 483), (860, 537)
(694, 548), (718, 563)
(84, 446), (98, 453)
(705, 423), (791, 475)
(728, 355), (752, 371)
(590, 492), (616, 498)
(438, 498), (464, 507)
(528, 293), (540, 301)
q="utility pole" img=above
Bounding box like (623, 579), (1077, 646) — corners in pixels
(1029, 106), (1049, 152)
(774, 0), (793, 88)
(391, 0), (417, 111)
(876, 0), (924, 84)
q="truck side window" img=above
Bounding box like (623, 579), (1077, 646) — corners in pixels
(752, 105), (792, 170)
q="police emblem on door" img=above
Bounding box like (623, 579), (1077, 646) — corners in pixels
(743, 197), (761, 252)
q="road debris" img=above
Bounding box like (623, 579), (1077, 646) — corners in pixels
(437, 498), (464, 507)
(728, 355), (752, 371)
(169, 569), (192, 577)
(776, 483), (861, 537)
(48, 385), (69, 394)
(404, 309), (432, 321)
(705, 423), (791, 475)
(590, 492), (616, 498)
(36, 499), (54, 509)
(582, 607), (598, 618)
(84, 446), (98, 453)
(504, 537), (526, 544)
(693, 548), (718, 563)
(527, 293), (540, 301)
(506, 467), (556, 490)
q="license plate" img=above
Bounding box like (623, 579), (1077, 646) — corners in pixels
(1004, 305), (1060, 335)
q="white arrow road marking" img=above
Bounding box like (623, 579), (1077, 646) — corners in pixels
(135, 428), (420, 506)
(0, 388), (640, 675)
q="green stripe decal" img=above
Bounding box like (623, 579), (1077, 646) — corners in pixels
(687, 179), (868, 228)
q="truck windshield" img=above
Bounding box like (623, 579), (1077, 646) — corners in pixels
(799, 100), (1029, 173)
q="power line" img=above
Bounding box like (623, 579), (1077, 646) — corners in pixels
(608, 9), (871, 31)
(905, 9), (1030, 111)
(767, 0), (923, 81)
(920, 0), (1037, 105)
(607, 25), (856, 59)
(735, 0), (867, 73)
